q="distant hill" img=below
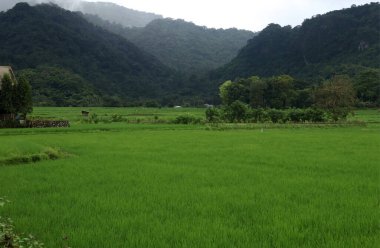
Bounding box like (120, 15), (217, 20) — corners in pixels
(214, 3), (380, 85)
(76, 1), (162, 28)
(0, 0), (163, 27)
(85, 16), (255, 73)
(0, 3), (178, 106)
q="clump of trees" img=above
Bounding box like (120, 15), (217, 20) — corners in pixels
(0, 73), (32, 118)
(207, 74), (358, 123)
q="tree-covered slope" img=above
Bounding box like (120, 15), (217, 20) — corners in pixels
(0, 3), (179, 105)
(215, 3), (380, 84)
(86, 16), (255, 73)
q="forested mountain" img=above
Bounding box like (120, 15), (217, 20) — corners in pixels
(85, 16), (255, 73)
(0, 0), (162, 27)
(0, 3), (179, 106)
(214, 3), (380, 85)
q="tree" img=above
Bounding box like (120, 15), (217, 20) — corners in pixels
(0, 73), (33, 118)
(354, 69), (380, 105)
(0, 74), (15, 114)
(246, 76), (267, 108)
(223, 100), (249, 122)
(314, 75), (357, 121)
(14, 76), (33, 116)
(219, 80), (248, 105)
(264, 75), (296, 109)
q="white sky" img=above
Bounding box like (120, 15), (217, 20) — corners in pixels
(88, 0), (374, 31)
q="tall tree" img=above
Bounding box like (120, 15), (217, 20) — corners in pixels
(264, 75), (296, 109)
(314, 75), (357, 120)
(354, 69), (380, 104)
(246, 76), (267, 108)
(0, 74), (15, 114)
(219, 80), (249, 106)
(14, 76), (32, 116)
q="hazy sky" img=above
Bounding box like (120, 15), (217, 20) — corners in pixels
(87, 0), (373, 31)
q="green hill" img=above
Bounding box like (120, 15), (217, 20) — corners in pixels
(0, 3), (179, 106)
(215, 3), (380, 85)
(85, 16), (254, 73)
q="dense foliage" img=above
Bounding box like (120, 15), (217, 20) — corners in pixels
(206, 105), (329, 123)
(0, 3), (378, 107)
(17, 66), (103, 107)
(213, 3), (380, 105)
(0, 73), (32, 116)
(85, 16), (254, 73)
(0, 3), (180, 106)
(216, 74), (357, 122)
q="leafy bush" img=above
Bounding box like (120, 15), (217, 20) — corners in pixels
(287, 109), (305, 122)
(304, 108), (326, 122)
(268, 109), (287, 123)
(1, 197), (44, 247)
(223, 100), (250, 123)
(110, 114), (125, 122)
(249, 108), (270, 123)
(207, 106), (330, 124)
(205, 108), (221, 123)
(173, 115), (202, 124)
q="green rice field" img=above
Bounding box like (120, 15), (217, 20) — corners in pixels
(0, 108), (379, 247)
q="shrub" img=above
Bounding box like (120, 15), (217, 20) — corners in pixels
(110, 114), (124, 122)
(250, 108), (270, 123)
(268, 109), (287, 123)
(205, 108), (221, 123)
(222, 100), (250, 123)
(304, 108), (326, 122)
(287, 109), (304, 123)
(1, 197), (44, 247)
(173, 115), (202, 124)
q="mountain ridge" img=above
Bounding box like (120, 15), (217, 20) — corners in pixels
(0, 0), (163, 27)
(214, 3), (380, 84)
(0, 3), (180, 106)
(85, 15), (255, 73)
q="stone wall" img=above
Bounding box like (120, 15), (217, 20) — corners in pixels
(26, 120), (70, 128)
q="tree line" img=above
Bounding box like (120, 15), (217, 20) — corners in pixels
(207, 74), (360, 123)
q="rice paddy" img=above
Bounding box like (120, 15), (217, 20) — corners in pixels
(0, 108), (379, 247)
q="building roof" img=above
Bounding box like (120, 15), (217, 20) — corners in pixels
(0, 66), (16, 89)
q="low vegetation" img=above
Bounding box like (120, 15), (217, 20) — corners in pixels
(1, 197), (44, 248)
(0, 147), (68, 166)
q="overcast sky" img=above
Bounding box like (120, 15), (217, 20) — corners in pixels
(87, 0), (373, 31)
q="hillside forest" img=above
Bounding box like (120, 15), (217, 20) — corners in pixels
(0, 2), (378, 107)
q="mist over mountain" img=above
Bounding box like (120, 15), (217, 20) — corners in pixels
(85, 15), (255, 73)
(0, 0), (163, 27)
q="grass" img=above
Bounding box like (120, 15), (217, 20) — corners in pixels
(29, 107), (205, 123)
(0, 108), (379, 247)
